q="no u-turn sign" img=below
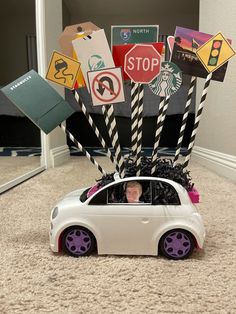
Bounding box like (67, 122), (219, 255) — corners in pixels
(88, 67), (125, 106)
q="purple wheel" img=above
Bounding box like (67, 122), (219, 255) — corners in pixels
(62, 227), (95, 257)
(159, 229), (194, 260)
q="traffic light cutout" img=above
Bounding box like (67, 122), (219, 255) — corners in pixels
(207, 40), (223, 66)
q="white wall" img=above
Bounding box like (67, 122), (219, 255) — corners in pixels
(36, 0), (70, 167)
(44, 0), (68, 151)
(193, 0), (236, 181)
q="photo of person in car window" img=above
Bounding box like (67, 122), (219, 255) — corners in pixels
(124, 181), (143, 203)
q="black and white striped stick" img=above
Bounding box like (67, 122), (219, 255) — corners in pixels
(74, 91), (118, 172)
(130, 81), (140, 157)
(102, 105), (125, 178)
(173, 76), (197, 166)
(151, 96), (167, 173)
(59, 124), (107, 176)
(183, 72), (212, 169)
(152, 96), (170, 174)
(136, 84), (144, 175)
(159, 96), (170, 134)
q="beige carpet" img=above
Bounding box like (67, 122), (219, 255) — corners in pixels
(0, 157), (236, 314)
(0, 156), (40, 186)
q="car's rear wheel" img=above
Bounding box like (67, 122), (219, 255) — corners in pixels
(62, 227), (95, 257)
(159, 229), (195, 260)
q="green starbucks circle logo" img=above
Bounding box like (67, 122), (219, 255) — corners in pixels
(149, 61), (182, 97)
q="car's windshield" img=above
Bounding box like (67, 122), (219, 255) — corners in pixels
(80, 183), (103, 203)
(80, 188), (90, 202)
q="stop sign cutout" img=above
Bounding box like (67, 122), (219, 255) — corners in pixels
(124, 44), (161, 83)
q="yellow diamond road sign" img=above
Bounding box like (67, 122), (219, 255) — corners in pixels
(46, 51), (80, 89)
(196, 32), (235, 73)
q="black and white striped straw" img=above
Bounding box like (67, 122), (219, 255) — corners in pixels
(102, 105), (125, 178)
(59, 124), (107, 176)
(130, 81), (140, 157)
(136, 84), (144, 175)
(74, 91), (118, 171)
(159, 96), (170, 132)
(183, 72), (212, 169)
(152, 96), (170, 173)
(173, 76), (197, 166)
(151, 96), (167, 174)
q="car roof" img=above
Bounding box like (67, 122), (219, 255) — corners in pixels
(112, 176), (184, 190)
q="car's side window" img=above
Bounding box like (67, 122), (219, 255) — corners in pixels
(88, 189), (107, 205)
(107, 180), (152, 205)
(152, 181), (180, 205)
(107, 183), (123, 204)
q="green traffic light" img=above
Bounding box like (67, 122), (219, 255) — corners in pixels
(208, 57), (218, 66)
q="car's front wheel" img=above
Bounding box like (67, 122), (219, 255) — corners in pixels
(159, 229), (195, 260)
(62, 227), (96, 257)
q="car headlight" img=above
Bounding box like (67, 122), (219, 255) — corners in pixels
(52, 207), (58, 219)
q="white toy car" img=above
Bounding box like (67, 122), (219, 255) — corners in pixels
(49, 176), (205, 260)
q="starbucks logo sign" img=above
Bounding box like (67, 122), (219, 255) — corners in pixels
(149, 61), (182, 97)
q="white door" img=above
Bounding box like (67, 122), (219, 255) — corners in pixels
(92, 204), (158, 255)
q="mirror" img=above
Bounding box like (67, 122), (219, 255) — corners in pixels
(0, 1), (43, 192)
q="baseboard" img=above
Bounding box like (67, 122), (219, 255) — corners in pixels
(50, 145), (70, 168)
(192, 146), (236, 182)
(0, 166), (45, 194)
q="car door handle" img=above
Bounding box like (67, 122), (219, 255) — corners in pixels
(141, 218), (149, 224)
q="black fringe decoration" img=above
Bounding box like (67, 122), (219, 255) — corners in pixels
(95, 155), (193, 192)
